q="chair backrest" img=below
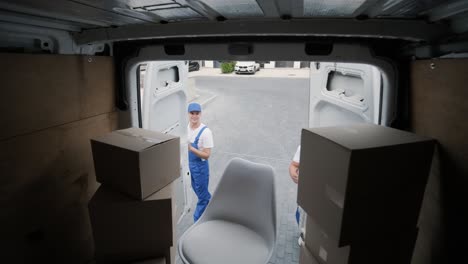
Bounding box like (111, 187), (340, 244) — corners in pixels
(199, 158), (277, 248)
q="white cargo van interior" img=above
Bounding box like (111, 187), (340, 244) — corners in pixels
(1, 1), (467, 264)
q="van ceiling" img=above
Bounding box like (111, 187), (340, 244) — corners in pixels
(0, 0), (467, 44)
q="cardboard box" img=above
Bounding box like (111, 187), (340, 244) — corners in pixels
(129, 247), (173, 264)
(304, 216), (350, 264)
(91, 127), (180, 200)
(89, 180), (178, 263)
(170, 176), (185, 230)
(300, 244), (320, 264)
(152, 177), (184, 264)
(297, 124), (434, 246)
(131, 257), (166, 264)
(304, 215), (419, 264)
(349, 228), (419, 264)
(167, 247), (176, 264)
(133, 177), (182, 264)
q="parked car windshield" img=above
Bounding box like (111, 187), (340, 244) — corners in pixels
(237, 61), (256, 66)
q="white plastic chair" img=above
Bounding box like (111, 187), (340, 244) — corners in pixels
(178, 158), (277, 264)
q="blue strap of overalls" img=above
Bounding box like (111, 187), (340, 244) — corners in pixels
(189, 126), (207, 162)
(194, 126), (207, 149)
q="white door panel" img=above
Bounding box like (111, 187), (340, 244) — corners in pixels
(309, 62), (382, 128)
(313, 102), (368, 127)
(145, 90), (186, 134)
(141, 61), (192, 221)
(142, 62), (187, 135)
(303, 61), (383, 233)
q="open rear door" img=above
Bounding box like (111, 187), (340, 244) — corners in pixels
(140, 61), (191, 224)
(309, 62), (382, 127)
(302, 61), (383, 230)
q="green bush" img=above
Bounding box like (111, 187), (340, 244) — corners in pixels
(221, 61), (236, 73)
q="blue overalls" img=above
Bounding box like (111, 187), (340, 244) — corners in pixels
(296, 208), (300, 224)
(189, 126), (212, 222)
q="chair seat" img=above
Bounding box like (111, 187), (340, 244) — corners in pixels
(180, 220), (270, 264)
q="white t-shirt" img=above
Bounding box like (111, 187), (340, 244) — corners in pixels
(188, 123), (214, 150)
(293, 145), (301, 163)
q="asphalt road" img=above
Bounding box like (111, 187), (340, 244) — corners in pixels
(198, 76), (310, 163)
(176, 75), (310, 264)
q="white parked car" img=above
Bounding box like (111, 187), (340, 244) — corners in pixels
(234, 61), (260, 74)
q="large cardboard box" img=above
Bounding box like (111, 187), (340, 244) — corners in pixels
(167, 247), (176, 264)
(349, 231), (419, 264)
(153, 177), (184, 264)
(304, 215), (419, 264)
(300, 244), (320, 264)
(89, 180), (178, 263)
(91, 127), (180, 200)
(131, 257), (166, 264)
(304, 216), (350, 264)
(127, 247), (173, 264)
(297, 124), (434, 246)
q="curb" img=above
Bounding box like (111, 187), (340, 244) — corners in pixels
(200, 94), (217, 108)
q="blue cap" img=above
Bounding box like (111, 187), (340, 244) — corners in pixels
(188, 103), (202, 112)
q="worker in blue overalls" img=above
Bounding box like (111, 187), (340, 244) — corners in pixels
(289, 145), (301, 224)
(290, 145), (305, 245)
(187, 103), (214, 222)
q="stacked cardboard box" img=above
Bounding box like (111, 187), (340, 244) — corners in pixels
(88, 127), (181, 263)
(297, 124), (434, 264)
(300, 244), (320, 264)
(131, 257), (166, 264)
(302, 214), (419, 264)
(91, 127), (180, 200)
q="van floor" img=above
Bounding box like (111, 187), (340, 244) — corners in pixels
(176, 75), (310, 264)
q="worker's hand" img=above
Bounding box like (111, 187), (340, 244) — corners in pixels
(289, 162), (300, 184)
(291, 170), (299, 184)
(188, 144), (195, 152)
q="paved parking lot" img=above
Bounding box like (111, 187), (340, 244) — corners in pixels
(188, 67), (310, 79)
(176, 70), (310, 264)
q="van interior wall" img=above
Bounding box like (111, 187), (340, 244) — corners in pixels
(0, 53), (117, 263)
(410, 59), (468, 264)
